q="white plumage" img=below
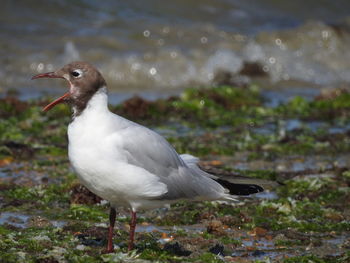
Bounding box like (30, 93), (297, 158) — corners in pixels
(68, 87), (234, 211)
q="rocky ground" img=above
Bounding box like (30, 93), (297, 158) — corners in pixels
(0, 84), (349, 262)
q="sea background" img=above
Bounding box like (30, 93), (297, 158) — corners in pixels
(1, 0), (350, 103)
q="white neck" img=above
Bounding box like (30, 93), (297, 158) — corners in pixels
(72, 86), (109, 118)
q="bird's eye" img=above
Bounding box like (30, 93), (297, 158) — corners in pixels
(72, 69), (83, 78)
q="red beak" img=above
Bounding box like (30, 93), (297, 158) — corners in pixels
(31, 72), (64, 80)
(31, 72), (70, 112)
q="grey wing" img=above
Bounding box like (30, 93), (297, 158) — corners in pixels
(120, 123), (184, 175)
(119, 124), (228, 201)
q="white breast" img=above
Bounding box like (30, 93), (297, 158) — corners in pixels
(67, 89), (168, 209)
(68, 90), (127, 204)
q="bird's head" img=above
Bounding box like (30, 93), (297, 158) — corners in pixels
(32, 61), (106, 113)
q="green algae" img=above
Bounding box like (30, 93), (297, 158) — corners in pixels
(1, 85), (350, 262)
(4, 184), (70, 204)
(254, 198), (349, 232)
(64, 204), (108, 221)
(234, 169), (278, 181)
(2, 86), (350, 160)
(196, 252), (223, 263)
(276, 93), (350, 121)
(219, 236), (241, 245)
(282, 254), (346, 263)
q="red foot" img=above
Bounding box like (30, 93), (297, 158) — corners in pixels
(128, 243), (134, 251)
(103, 207), (116, 254)
(101, 248), (114, 254)
(128, 211), (137, 251)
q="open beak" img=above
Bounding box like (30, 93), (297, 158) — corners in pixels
(31, 72), (70, 112)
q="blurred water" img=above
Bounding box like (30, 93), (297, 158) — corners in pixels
(1, 0), (350, 98)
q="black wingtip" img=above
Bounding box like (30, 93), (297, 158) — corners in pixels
(215, 179), (264, 196)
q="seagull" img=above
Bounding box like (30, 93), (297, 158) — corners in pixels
(32, 61), (264, 253)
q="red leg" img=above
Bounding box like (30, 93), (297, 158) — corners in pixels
(106, 207), (116, 253)
(128, 210), (137, 251)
